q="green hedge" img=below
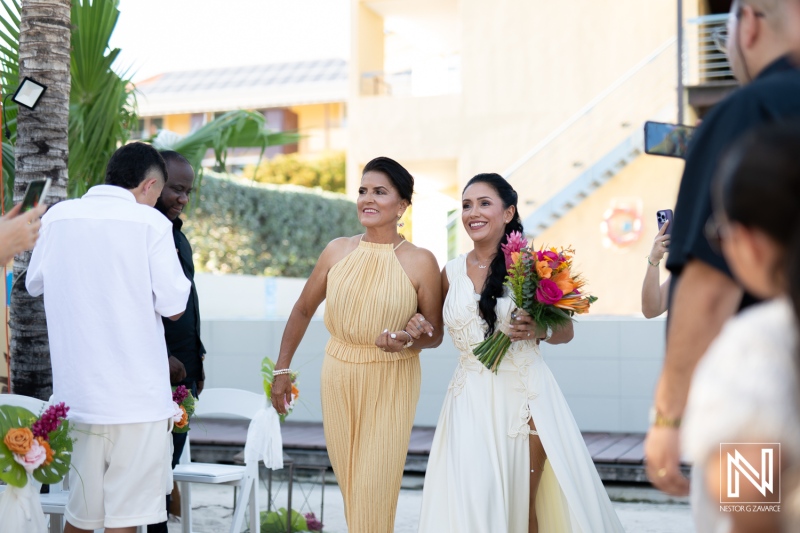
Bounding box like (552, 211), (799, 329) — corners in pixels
(184, 173), (363, 277)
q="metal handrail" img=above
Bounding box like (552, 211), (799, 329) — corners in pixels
(502, 37), (677, 179)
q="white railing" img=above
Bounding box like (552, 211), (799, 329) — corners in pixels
(503, 38), (678, 213)
(685, 14), (733, 85)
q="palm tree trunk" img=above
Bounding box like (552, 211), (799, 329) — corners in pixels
(9, 0), (70, 399)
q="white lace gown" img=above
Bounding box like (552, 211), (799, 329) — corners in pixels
(418, 255), (625, 532)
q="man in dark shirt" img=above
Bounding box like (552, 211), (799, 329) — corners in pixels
(645, 0), (800, 496)
(148, 151), (206, 533)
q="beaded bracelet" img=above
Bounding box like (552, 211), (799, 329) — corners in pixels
(646, 255), (660, 267)
(273, 368), (293, 376)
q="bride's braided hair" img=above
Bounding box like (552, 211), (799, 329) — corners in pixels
(463, 173), (524, 339)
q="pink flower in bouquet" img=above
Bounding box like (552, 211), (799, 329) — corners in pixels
(171, 402), (185, 424)
(305, 512), (323, 531)
(31, 402), (69, 440)
(535, 278), (564, 305)
(13, 438), (47, 473)
(173, 385), (189, 404)
(536, 250), (562, 269)
(501, 231), (528, 268)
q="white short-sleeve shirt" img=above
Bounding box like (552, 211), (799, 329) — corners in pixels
(27, 185), (191, 425)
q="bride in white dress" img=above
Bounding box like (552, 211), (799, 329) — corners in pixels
(418, 174), (625, 532)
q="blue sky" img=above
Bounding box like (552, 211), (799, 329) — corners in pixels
(110, 0), (350, 81)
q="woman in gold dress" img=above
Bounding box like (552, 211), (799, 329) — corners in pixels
(270, 157), (443, 532)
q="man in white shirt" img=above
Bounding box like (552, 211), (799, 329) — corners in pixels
(27, 142), (191, 533)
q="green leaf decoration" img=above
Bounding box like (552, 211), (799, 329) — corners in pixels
(0, 405), (36, 487)
(260, 508), (308, 533)
(33, 420), (73, 485)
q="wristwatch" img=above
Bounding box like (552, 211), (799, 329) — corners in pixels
(649, 406), (681, 428)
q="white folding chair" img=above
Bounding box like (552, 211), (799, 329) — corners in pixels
(173, 388), (265, 533)
(0, 394), (68, 533)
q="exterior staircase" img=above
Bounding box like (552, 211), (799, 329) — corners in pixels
(522, 128), (644, 237)
(504, 37), (679, 238)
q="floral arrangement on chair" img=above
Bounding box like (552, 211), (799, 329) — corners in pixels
(0, 402), (72, 487)
(0, 402), (73, 532)
(171, 385), (196, 433)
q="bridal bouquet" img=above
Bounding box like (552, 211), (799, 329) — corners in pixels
(171, 385), (196, 434)
(473, 231), (598, 372)
(261, 357), (299, 422)
(0, 402), (72, 533)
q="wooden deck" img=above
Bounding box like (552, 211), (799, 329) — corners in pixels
(190, 419), (687, 484)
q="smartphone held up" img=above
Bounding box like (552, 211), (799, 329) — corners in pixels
(644, 121), (696, 159)
(656, 209), (673, 236)
(20, 178), (51, 213)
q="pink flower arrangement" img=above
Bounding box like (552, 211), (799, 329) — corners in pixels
(171, 385), (195, 434)
(13, 439), (47, 473)
(172, 385), (189, 404)
(0, 402), (72, 488)
(31, 402), (69, 440)
(473, 232), (598, 372)
(501, 231), (528, 269)
(305, 512), (323, 531)
(535, 278), (563, 305)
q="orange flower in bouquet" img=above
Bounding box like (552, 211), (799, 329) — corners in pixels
(473, 232), (598, 372)
(4, 428), (33, 455)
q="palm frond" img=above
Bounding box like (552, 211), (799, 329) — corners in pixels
(67, 0), (136, 198)
(0, 0), (20, 210)
(152, 110), (301, 174)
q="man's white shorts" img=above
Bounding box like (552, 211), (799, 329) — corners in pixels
(65, 419), (173, 530)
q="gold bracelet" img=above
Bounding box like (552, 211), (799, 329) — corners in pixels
(646, 256), (660, 267)
(649, 406), (681, 428)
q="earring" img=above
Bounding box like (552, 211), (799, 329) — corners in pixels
(397, 213), (404, 228)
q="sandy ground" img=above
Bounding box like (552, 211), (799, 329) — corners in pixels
(165, 475), (694, 533)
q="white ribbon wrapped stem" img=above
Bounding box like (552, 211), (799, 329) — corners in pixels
(243, 405), (284, 469)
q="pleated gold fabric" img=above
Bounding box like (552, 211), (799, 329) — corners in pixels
(321, 239), (422, 533)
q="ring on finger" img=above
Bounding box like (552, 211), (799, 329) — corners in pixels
(657, 468), (667, 478)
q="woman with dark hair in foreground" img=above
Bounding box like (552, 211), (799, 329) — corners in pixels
(682, 122), (800, 533)
(418, 173), (624, 532)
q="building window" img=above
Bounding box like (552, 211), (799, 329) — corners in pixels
(131, 119), (145, 140)
(190, 113), (206, 132)
(148, 117), (163, 137)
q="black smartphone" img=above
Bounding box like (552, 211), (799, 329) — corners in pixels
(20, 178), (51, 212)
(657, 209), (674, 236)
(644, 121), (696, 159)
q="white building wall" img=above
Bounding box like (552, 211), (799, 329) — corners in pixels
(200, 315), (665, 433)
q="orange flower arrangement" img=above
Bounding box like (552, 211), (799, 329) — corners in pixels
(36, 437), (54, 466)
(474, 233), (598, 372)
(175, 406), (189, 429)
(4, 427), (33, 455)
(262, 357), (300, 422)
